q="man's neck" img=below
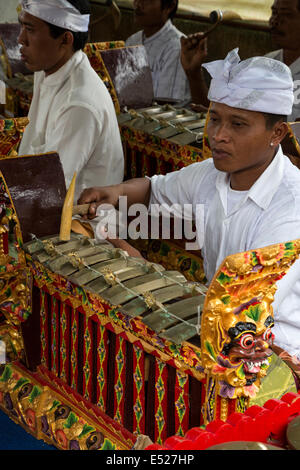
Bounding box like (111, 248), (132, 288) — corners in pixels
(229, 151), (276, 191)
(283, 48), (300, 66)
(44, 50), (75, 77)
(143, 21), (167, 38)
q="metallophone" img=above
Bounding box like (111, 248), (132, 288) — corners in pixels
(0, 153), (299, 451)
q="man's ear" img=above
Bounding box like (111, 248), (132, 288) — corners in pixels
(271, 121), (289, 146)
(61, 31), (74, 48)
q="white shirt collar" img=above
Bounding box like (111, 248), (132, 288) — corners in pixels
(216, 146), (285, 214)
(247, 145), (285, 209)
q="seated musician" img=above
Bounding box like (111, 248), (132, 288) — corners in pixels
(266, 0), (300, 121)
(78, 50), (300, 361)
(181, 0), (300, 121)
(125, 0), (191, 106)
(17, 0), (124, 201)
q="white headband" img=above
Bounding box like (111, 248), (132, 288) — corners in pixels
(202, 48), (294, 116)
(21, 0), (90, 32)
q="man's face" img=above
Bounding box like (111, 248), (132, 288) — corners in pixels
(18, 11), (68, 74)
(269, 0), (300, 50)
(132, 0), (171, 29)
(206, 102), (276, 176)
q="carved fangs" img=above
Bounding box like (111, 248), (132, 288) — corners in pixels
(243, 359), (269, 373)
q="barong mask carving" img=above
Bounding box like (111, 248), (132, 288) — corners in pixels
(201, 241), (300, 399)
(225, 316), (274, 380)
(216, 302), (274, 396)
(202, 296), (274, 399)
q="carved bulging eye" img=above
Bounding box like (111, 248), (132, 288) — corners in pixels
(263, 328), (274, 343)
(238, 333), (254, 350)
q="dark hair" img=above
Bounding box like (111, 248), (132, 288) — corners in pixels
(161, 0), (178, 20)
(263, 112), (287, 129)
(47, 0), (91, 51)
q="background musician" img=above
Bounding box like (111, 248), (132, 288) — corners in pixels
(180, 0), (300, 120)
(125, 0), (191, 106)
(18, 0), (124, 201)
(266, 0), (300, 121)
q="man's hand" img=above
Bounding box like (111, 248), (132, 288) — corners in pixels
(78, 184), (123, 219)
(180, 33), (208, 75)
(78, 177), (151, 220)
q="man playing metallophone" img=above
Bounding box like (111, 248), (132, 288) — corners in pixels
(78, 50), (300, 362)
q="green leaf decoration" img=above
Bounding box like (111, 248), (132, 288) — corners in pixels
(204, 341), (216, 361)
(49, 400), (60, 412)
(63, 411), (78, 429)
(29, 385), (42, 403)
(284, 242), (294, 252)
(245, 304), (261, 322)
(251, 252), (259, 266)
(13, 378), (29, 391)
(169, 343), (181, 357)
(284, 249), (295, 258)
(109, 308), (119, 321)
(221, 295), (231, 305)
(217, 272), (234, 286)
(0, 365), (12, 382)
(100, 438), (116, 451)
(76, 286), (88, 304)
(78, 424), (95, 438)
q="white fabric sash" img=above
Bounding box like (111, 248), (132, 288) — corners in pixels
(21, 0), (90, 32)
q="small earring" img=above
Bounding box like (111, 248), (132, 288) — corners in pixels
(270, 142), (274, 147)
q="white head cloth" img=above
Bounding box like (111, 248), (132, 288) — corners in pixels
(202, 48), (294, 116)
(21, 0), (90, 32)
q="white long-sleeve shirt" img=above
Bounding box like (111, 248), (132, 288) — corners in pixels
(19, 50), (124, 201)
(126, 20), (191, 106)
(150, 146), (300, 358)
